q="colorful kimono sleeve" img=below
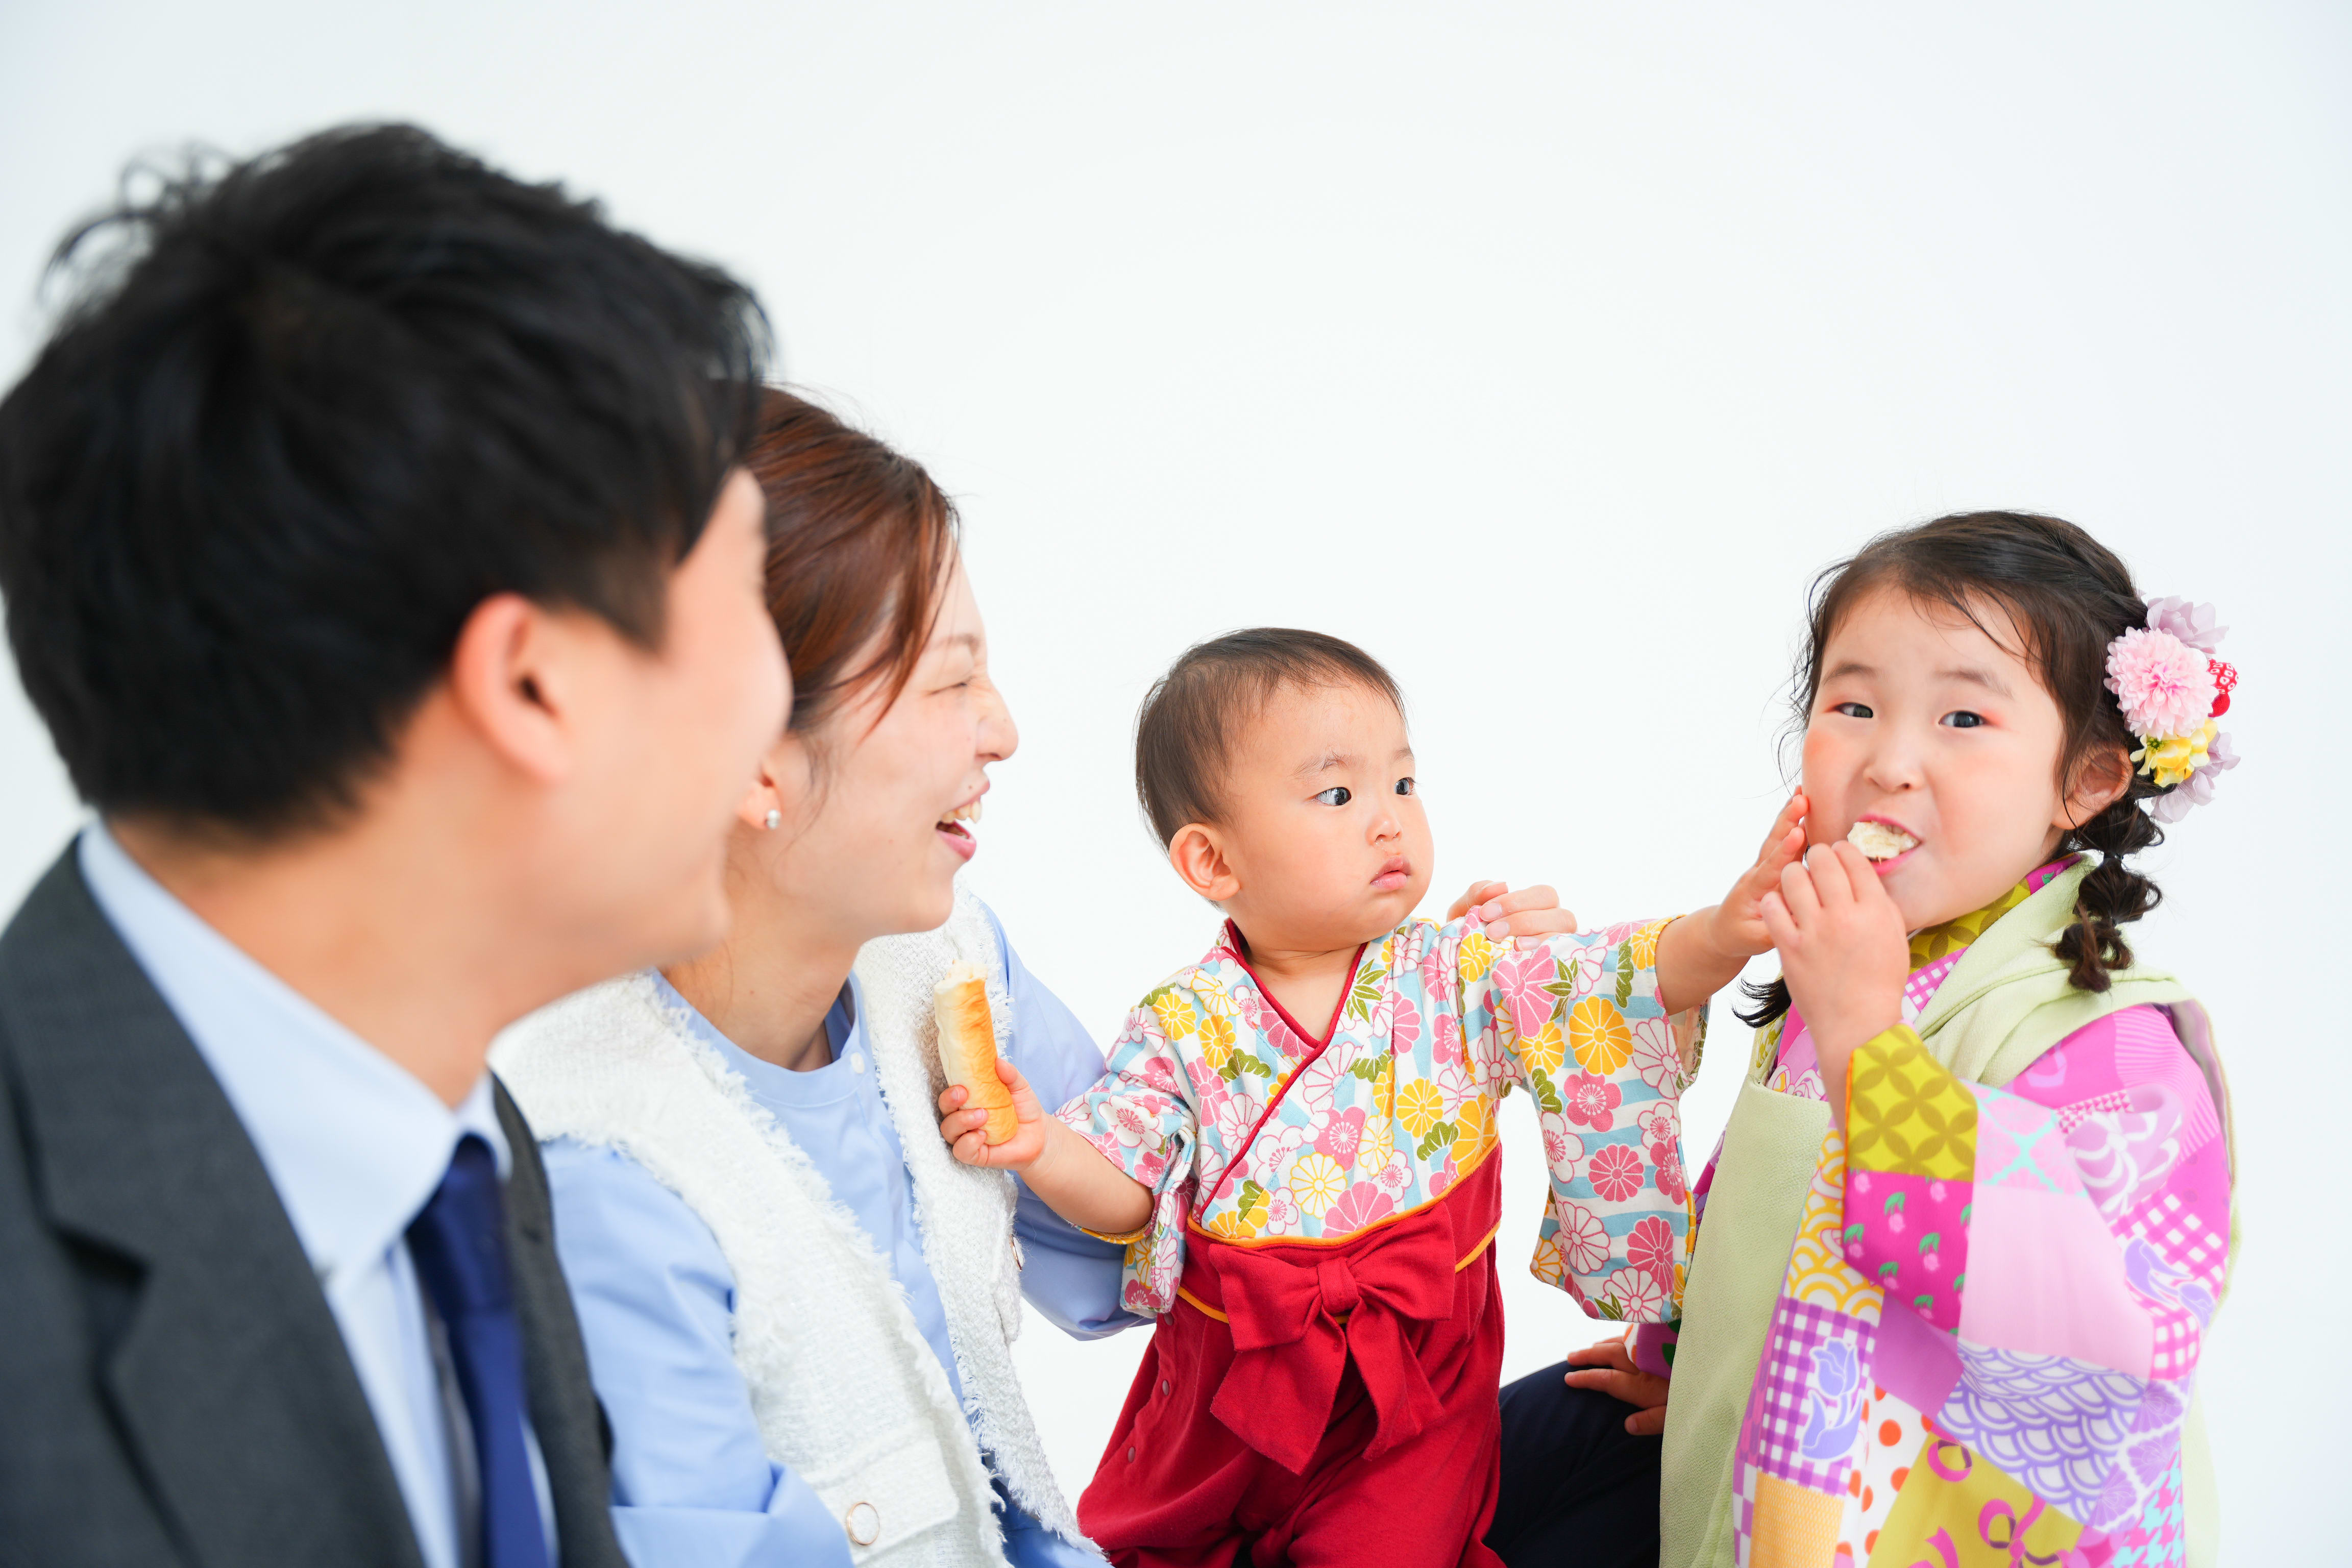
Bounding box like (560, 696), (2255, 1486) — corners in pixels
(1636, 1019), (1774, 1377)
(1052, 992), (1200, 1316)
(1458, 916), (1699, 1322)
(1838, 1009), (2228, 1554)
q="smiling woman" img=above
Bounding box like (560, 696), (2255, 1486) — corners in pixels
(486, 391), (1601, 1568)
(727, 389), (1016, 943)
(492, 390), (1139, 1568)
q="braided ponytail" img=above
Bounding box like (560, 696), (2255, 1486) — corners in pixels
(2052, 783), (2165, 992)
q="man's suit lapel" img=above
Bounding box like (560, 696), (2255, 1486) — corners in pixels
(0, 850), (424, 1568)
(495, 1083), (628, 1568)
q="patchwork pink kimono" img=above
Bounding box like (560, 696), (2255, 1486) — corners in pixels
(1645, 860), (2231, 1567)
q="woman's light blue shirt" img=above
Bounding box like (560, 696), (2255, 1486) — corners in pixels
(538, 907), (1136, 1568)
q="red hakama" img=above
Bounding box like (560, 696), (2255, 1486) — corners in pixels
(1077, 1149), (1508, 1568)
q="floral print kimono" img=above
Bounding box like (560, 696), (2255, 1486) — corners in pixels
(1058, 913), (1698, 1567)
(1642, 860), (2230, 1568)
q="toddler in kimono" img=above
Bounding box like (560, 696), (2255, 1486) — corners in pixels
(938, 627), (1806, 1568)
(1599, 511), (2237, 1568)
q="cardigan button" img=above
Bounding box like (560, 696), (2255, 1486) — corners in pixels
(1127, 1445), (1138, 1463)
(845, 1501), (880, 1547)
(1160, 1379), (1171, 1397)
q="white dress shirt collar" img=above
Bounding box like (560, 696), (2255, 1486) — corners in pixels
(77, 822), (508, 1288)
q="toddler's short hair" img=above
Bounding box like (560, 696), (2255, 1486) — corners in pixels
(1134, 628), (1403, 845)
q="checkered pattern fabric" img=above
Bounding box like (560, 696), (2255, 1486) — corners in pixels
(2125, 1190), (2224, 1288)
(1741, 1295), (1875, 1492)
(2057, 1088), (2135, 1134)
(2147, 1302), (2202, 1381)
(1901, 952), (1959, 1025)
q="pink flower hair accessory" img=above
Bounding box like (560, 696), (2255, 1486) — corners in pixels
(2105, 627), (2215, 738)
(2105, 598), (2239, 817)
(2144, 596), (2227, 651)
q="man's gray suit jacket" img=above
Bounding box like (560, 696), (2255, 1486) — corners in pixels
(0, 847), (630, 1568)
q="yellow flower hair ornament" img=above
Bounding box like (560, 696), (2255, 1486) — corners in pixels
(2104, 596), (2239, 822)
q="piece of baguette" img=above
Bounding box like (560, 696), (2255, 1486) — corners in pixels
(935, 960), (1016, 1146)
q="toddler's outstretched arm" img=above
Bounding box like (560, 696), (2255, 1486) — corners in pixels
(940, 1063), (1153, 1236)
(1651, 793), (1810, 1012)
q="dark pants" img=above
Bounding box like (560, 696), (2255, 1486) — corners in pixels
(1484, 1366), (1661, 1568)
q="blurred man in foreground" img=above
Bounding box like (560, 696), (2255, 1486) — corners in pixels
(0, 124), (788, 1568)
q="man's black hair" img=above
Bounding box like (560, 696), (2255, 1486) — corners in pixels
(0, 122), (772, 838)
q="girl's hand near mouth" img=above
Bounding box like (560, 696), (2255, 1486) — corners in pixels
(1707, 793), (1812, 959)
(1650, 793), (1811, 1013)
(1759, 840), (1910, 1123)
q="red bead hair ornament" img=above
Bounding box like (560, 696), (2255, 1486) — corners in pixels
(2208, 659), (2237, 717)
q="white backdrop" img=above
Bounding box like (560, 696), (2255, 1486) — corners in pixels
(4, 5), (2344, 1559)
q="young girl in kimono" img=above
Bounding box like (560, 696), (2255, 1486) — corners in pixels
(1578, 511), (2236, 1568)
(938, 628), (1805, 1568)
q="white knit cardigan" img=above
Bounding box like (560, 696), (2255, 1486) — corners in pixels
(492, 889), (1089, 1567)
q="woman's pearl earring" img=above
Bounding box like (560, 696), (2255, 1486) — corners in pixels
(764, 808), (782, 831)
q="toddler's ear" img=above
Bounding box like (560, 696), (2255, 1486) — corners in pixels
(2059, 743), (2134, 832)
(1168, 823), (1241, 903)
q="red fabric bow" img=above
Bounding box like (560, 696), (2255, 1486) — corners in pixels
(1206, 1214), (1460, 1474)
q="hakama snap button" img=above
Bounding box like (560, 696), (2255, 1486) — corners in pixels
(845, 1500), (880, 1546)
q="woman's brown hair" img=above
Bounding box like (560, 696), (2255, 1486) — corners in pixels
(1739, 510), (2168, 1030)
(744, 387), (959, 743)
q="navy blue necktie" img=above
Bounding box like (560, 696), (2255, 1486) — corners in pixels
(406, 1134), (553, 1568)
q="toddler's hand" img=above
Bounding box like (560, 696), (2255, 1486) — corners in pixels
(1562, 1331), (1669, 1436)
(1757, 841), (1909, 1121)
(1447, 879), (1579, 950)
(938, 1057), (1049, 1171)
